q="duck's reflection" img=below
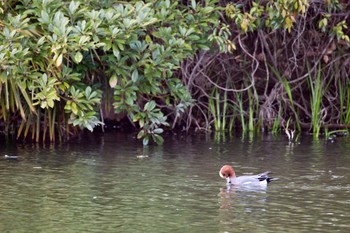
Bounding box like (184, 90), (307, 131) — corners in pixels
(218, 185), (268, 210)
(218, 185), (269, 232)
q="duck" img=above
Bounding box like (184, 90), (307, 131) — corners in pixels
(219, 165), (277, 186)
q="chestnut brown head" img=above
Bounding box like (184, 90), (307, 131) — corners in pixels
(219, 165), (235, 179)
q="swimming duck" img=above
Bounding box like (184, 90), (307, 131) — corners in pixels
(219, 165), (277, 186)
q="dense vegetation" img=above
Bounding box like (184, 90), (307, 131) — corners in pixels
(0, 0), (349, 145)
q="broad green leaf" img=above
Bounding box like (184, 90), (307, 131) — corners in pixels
(143, 136), (149, 146)
(113, 45), (120, 59)
(145, 35), (152, 43)
(125, 96), (134, 105)
(137, 129), (145, 139)
(42, 73), (48, 83)
(153, 128), (164, 134)
(197, 44), (210, 50)
(71, 102), (78, 115)
(37, 36), (46, 46)
(139, 118), (144, 128)
(85, 86), (91, 97)
(74, 52), (83, 63)
(191, 0), (197, 10)
(47, 99), (55, 108)
(86, 124), (93, 132)
(69, 1), (80, 14)
(40, 10), (50, 24)
(131, 69), (139, 82)
(144, 101), (156, 111)
(56, 53), (63, 67)
(109, 74), (118, 88)
(152, 134), (164, 145)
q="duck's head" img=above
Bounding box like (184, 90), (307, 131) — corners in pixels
(219, 165), (235, 183)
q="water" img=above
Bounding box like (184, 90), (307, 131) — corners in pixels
(0, 133), (349, 232)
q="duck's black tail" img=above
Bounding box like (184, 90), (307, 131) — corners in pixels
(266, 177), (278, 183)
(257, 171), (278, 183)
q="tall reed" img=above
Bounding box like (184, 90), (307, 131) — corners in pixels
(208, 88), (219, 131)
(215, 89), (221, 130)
(339, 78), (350, 125)
(270, 65), (301, 132)
(235, 91), (246, 132)
(222, 88), (228, 131)
(272, 108), (282, 134)
(308, 65), (323, 138)
(248, 88), (254, 132)
(208, 87), (231, 132)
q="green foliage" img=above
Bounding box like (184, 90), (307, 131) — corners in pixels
(3, 0), (347, 143)
(318, 14), (330, 33)
(226, 2), (264, 33)
(134, 100), (169, 146)
(103, 0), (230, 144)
(195, 0), (349, 139)
(0, 0), (231, 143)
(0, 0), (105, 141)
(331, 20), (350, 43)
(30, 73), (60, 109)
(225, 0), (309, 33)
(64, 86), (102, 131)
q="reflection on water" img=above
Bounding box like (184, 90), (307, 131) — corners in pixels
(0, 133), (350, 232)
(218, 186), (269, 233)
